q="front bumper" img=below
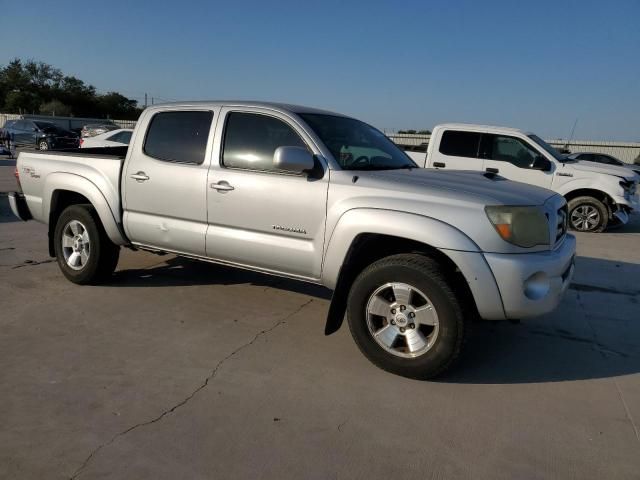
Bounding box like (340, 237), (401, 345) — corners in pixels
(483, 234), (576, 319)
(8, 192), (32, 221)
(616, 188), (639, 211)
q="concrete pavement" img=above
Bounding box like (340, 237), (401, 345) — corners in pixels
(1, 160), (639, 479)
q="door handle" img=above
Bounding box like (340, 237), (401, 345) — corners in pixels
(210, 181), (234, 192)
(130, 171), (150, 182)
(433, 162), (446, 168)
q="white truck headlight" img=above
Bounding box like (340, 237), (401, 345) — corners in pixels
(485, 206), (549, 248)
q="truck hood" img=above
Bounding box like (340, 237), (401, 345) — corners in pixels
(362, 168), (556, 206)
(566, 160), (638, 180)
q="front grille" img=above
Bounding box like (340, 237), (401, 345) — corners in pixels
(556, 205), (568, 243)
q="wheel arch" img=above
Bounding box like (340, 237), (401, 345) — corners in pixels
(563, 188), (614, 219)
(44, 174), (127, 256)
(322, 209), (487, 335)
(563, 188), (614, 205)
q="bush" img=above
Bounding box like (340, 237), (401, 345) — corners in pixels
(39, 99), (71, 116)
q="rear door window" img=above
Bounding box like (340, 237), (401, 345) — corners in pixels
(439, 130), (481, 158)
(143, 111), (213, 164)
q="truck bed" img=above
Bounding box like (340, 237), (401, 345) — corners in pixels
(16, 148), (125, 225)
(31, 146), (128, 160)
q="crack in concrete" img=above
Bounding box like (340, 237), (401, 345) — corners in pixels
(9, 259), (55, 269)
(528, 328), (631, 358)
(570, 282), (639, 297)
(69, 298), (314, 479)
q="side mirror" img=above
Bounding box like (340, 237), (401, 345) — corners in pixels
(273, 146), (314, 173)
(531, 155), (551, 171)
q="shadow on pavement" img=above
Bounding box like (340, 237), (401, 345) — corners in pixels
(110, 256), (332, 300)
(0, 194), (19, 223)
(604, 213), (640, 234)
(109, 255), (640, 384)
(439, 317), (640, 384)
(440, 255), (640, 384)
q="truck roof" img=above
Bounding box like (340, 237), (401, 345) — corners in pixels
(435, 123), (532, 136)
(145, 101), (348, 117)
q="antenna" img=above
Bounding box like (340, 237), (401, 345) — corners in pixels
(566, 117), (578, 148)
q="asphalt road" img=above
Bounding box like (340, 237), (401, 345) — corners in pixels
(1, 153), (639, 479)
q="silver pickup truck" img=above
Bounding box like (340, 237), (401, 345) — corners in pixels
(9, 101), (576, 379)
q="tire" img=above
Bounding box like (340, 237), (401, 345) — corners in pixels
(53, 204), (120, 284)
(567, 196), (608, 233)
(38, 140), (49, 151)
(347, 254), (467, 380)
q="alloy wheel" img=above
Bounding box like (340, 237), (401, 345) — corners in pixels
(61, 220), (91, 270)
(570, 205), (600, 231)
(366, 282), (439, 358)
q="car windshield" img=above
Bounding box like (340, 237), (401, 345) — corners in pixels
(527, 134), (565, 161)
(299, 113), (416, 170)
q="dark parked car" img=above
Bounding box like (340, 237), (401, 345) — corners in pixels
(566, 152), (640, 176)
(3, 119), (80, 150)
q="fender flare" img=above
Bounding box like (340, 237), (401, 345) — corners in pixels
(321, 208), (480, 289)
(43, 172), (128, 246)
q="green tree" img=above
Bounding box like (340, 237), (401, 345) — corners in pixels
(97, 92), (140, 119)
(0, 58), (142, 119)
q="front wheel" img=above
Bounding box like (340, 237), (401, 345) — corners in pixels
(567, 196), (608, 232)
(38, 140), (49, 150)
(53, 205), (120, 284)
(347, 254), (467, 379)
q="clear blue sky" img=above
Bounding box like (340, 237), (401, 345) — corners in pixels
(2, 0), (639, 140)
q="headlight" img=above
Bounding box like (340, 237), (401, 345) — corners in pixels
(485, 206), (549, 248)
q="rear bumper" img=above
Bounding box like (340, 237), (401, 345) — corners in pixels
(483, 234), (576, 319)
(8, 192), (32, 221)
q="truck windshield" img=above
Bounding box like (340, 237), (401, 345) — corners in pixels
(528, 134), (565, 161)
(299, 113), (416, 170)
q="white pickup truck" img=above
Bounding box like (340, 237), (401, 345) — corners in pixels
(405, 124), (639, 232)
(9, 102), (576, 379)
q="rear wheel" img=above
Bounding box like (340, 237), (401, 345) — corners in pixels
(54, 205), (119, 284)
(347, 254), (467, 379)
(567, 196), (608, 232)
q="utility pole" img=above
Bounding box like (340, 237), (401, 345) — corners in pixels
(151, 97), (154, 105)
(144, 93), (148, 108)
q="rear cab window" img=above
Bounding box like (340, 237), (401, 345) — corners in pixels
(143, 111), (213, 164)
(439, 130), (481, 158)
